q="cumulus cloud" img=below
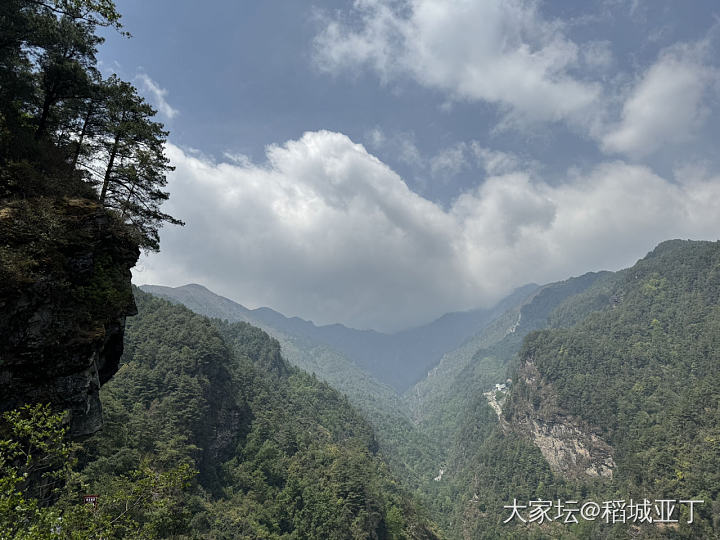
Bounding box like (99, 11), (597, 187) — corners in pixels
(136, 131), (720, 331)
(314, 0), (601, 127)
(136, 73), (179, 119)
(601, 43), (717, 157)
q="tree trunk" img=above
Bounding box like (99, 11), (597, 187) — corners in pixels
(101, 135), (121, 204)
(71, 102), (94, 170)
(35, 93), (54, 140)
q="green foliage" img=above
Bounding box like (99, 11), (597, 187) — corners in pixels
(144, 284), (449, 521)
(0, 404), (69, 538)
(0, 403), (196, 539)
(399, 242), (720, 538)
(58, 461), (196, 539)
(0, 0), (180, 251)
(498, 240), (720, 538)
(63, 289), (440, 538)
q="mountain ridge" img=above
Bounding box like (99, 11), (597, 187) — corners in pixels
(140, 282), (540, 392)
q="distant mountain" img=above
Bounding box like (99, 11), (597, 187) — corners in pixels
(140, 283), (539, 392)
(139, 281), (543, 503)
(405, 271), (608, 448)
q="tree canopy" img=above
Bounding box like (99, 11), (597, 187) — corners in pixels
(0, 0), (182, 251)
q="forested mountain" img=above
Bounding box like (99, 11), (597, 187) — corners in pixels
(67, 289), (441, 538)
(139, 282), (541, 501)
(422, 240), (720, 539)
(405, 271), (609, 448)
(138, 284), (450, 508)
(141, 283), (537, 392)
(6, 1), (718, 539)
(141, 284), (400, 417)
(142, 245), (720, 539)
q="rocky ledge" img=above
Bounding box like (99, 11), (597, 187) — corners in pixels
(0, 197), (139, 437)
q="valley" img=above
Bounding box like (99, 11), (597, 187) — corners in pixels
(2, 1), (719, 537)
(136, 239), (720, 538)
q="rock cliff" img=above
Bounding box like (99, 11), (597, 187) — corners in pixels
(504, 359), (615, 479)
(0, 196), (139, 437)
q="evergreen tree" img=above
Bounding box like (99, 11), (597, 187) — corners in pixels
(96, 76), (183, 251)
(0, 0), (182, 251)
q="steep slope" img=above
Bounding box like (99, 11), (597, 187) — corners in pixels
(140, 284), (394, 402)
(0, 195), (139, 436)
(406, 272), (607, 448)
(439, 240), (720, 539)
(140, 283), (541, 496)
(140, 284), (449, 502)
(78, 289), (440, 538)
(507, 240), (720, 490)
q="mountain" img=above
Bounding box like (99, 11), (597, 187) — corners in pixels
(71, 289), (441, 538)
(139, 283), (403, 424)
(427, 240), (720, 538)
(6, 235), (720, 539)
(141, 282), (539, 392)
(139, 282), (544, 509)
(405, 271), (610, 446)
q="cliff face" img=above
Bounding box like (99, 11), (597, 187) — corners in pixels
(504, 359), (615, 479)
(0, 197), (139, 437)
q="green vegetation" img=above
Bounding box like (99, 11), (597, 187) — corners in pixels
(400, 243), (720, 538)
(0, 290), (441, 538)
(142, 284), (448, 513)
(0, 403), (194, 539)
(0, 0), (181, 250)
(501, 239), (720, 538)
(3, 3), (720, 539)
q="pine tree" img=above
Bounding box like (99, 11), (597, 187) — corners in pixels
(96, 76), (184, 251)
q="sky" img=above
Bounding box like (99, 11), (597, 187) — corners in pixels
(99, 0), (720, 332)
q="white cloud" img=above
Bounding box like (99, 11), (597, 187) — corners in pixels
(136, 73), (179, 120)
(601, 43), (716, 157)
(397, 135), (423, 167)
(314, 0), (601, 127)
(365, 128), (423, 168)
(138, 131), (720, 331)
(222, 152), (252, 167)
(367, 127), (386, 148)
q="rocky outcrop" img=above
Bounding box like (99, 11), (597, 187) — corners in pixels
(0, 197), (139, 437)
(505, 359), (615, 479)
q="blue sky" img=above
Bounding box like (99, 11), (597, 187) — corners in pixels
(100, 0), (720, 331)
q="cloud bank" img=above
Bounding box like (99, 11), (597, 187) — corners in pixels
(135, 131), (720, 331)
(314, 2), (720, 159)
(314, 0), (601, 127)
(602, 42), (717, 157)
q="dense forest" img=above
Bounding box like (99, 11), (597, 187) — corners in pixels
(407, 240), (720, 539)
(143, 243), (720, 539)
(1, 290), (441, 538)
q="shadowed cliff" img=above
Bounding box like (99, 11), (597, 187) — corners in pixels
(0, 194), (139, 436)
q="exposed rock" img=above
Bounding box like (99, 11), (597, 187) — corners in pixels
(483, 388), (510, 431)
(506, 359), (615, 479)
(0, 197), (139, 437)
